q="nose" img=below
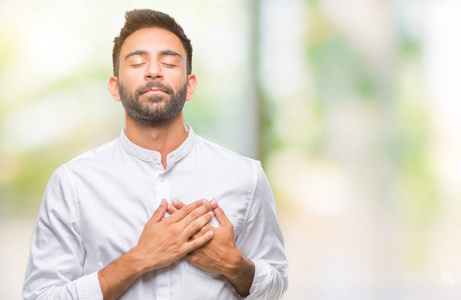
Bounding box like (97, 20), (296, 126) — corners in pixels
(144, 61), (163, 80)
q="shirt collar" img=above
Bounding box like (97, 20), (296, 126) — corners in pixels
(119, 124), (196, 166)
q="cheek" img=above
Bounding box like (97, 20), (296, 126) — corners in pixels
(169, 75), (187, 91)
(119, 73), (142, 92)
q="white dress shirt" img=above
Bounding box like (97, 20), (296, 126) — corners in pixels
(23, 125), (288, 300)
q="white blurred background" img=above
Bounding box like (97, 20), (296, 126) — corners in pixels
(1, 0), (461, 299)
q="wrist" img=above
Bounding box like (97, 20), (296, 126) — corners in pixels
(98, 248), (147, 300)
(124, 247), (149, 275)
(223, 249), (245, 280)
(223, 250), (255, 297)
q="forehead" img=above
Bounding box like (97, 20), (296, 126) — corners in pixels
(120, 27), (185, 59)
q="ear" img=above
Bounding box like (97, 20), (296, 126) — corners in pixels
(108, 76), (121, 102)
(185, 74), (197, 102)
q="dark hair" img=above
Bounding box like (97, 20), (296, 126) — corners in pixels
(112, 9), (193, 76)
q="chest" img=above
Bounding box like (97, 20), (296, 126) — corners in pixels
(74, 164), (252, 265)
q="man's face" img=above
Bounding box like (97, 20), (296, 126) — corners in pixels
(118, 75), (187, 125)
(114, 27), (194, 125)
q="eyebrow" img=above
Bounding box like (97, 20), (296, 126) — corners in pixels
(124, 50), (148, 60)
(124, 49), (183, 61)
(158, 49), (182, 60)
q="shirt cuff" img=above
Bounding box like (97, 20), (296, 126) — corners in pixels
(76, 271), (103, 300)
(247, 259), (271, 299)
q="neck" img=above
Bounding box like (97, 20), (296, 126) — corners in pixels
(124, 113), (188, 170)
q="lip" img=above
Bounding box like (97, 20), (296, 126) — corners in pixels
(143, 88), (167, 95)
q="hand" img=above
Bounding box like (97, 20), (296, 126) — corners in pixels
(98, 198), (216, 300)
(169, 199), (255, 296)
(133, 198), (217, 272)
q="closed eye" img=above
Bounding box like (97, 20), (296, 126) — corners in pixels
(131, 63), (145, 68)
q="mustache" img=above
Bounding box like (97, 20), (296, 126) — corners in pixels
(135, 81), (174, 96)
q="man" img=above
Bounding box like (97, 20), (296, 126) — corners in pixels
(23, 9), (287, 300)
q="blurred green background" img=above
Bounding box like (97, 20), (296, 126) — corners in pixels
(2, 0), (461, 299)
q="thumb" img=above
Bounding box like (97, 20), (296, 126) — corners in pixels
(211, 201), (231, 227)
(150, 198), (168, 223)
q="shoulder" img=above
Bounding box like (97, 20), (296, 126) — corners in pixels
(192, 135), (264, 190)
(194, 135), (260, 170)
(56, 137), (121, 178)
(194, 135), (255, 163)
(67, 137), (118, 165)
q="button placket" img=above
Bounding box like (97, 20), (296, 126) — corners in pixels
(155, 172), (171, 298)
(158, 175), (165, 182)
(156, 173), (170, 203)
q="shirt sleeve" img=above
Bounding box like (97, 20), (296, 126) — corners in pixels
(236, 161), (288, 299)
(23, 166), (103, 300)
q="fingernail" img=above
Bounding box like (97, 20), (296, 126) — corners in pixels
(202, 199), (208, 204)
(161, 199), (167, 205)
(211, 199), (217, 207)
(209, 211), (214, 216)
(208, 231), (214, 237)
(172, 199), (178, 205)
(167, 204), (171, 210)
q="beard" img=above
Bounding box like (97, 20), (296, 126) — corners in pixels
(118, 80), (187, 126)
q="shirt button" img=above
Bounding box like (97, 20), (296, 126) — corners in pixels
(158, 175), (165, 182)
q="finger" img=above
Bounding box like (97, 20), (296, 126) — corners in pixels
(149, 199), (168, 224)
(180, 199), (217, 229)
(166, 198), (208, 223)
(190, 225), (212, 241)
(172, 199), (186, 209)
(211, 201), (231, 227)
(166, 202), (179, 215)
(183, 212), (214, 238)
(185, 231), (214, 253)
